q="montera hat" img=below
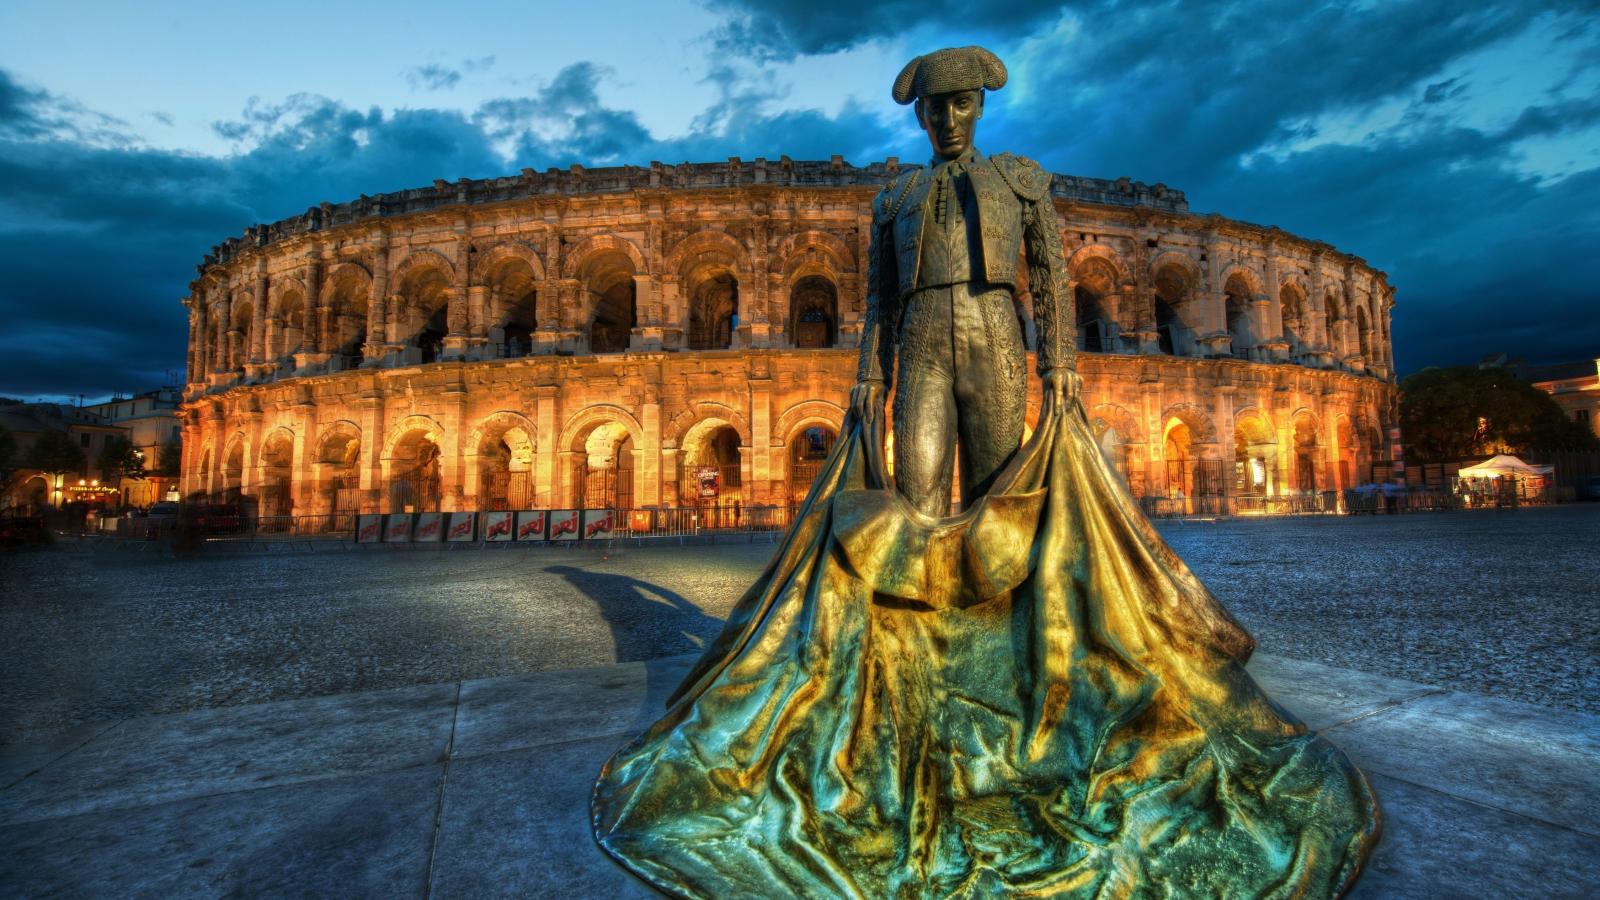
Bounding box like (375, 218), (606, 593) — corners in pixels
(892, 46), (1008, 105)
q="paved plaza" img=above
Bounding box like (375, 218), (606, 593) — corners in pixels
(1, 504), (1597, 897)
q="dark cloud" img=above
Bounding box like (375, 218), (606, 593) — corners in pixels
(0, 63), (901, 400)
(407, 64), (462, 92)
(4, 1), (1600, 398)
(705, 0), (1063, 58)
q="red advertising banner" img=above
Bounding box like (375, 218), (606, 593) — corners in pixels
(697, 467), (721, 498)
(414, 512), (444, 542)
(357, 514), (383, 543)
(446, 512), (476, 542)
(384, 514), (414, 542)
(515, 510), (548, 541)
(548, 510), (580, 540)
(483, 511), (513, 542)
(583, 509), (616, 540)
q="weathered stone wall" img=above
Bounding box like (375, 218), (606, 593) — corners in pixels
(180, 158), (1398, 512)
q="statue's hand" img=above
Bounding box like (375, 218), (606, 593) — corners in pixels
(1041, 369), (1081, 407)
(850, 380), (887, 425)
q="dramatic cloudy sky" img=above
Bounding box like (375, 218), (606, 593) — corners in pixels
(2, 0), (1598, 402)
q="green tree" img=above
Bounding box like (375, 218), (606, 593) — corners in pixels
(0, 420), (17, 482)
(25, 429), (86, 480)
(1400, 366), (1600, 458)
(97, 435), (145, 483)
(156, 435), (183, 477)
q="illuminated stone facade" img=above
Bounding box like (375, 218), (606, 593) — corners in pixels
(180, 157), (1397, 516)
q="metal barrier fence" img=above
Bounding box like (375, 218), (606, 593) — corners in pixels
(113, 513), (357, 540)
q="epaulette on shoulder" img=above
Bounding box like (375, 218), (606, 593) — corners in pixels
(875, 167), (922, 224)
(990, 152), (1050, 202)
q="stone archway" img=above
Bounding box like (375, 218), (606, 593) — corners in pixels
(1234, 410), (1277, 498)
(257, 428), (296, 516)
(470, 411), (540, 509)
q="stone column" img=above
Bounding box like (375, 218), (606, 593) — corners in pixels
(365, 236), (390, 365)
(186, 305), (200, 384)
(749, 368), (772, 504)
(214, 291), (232, 374)
(467, 284), (490, 359)
(535, 386), (558, 507)
(264, 317), (282, 367)
(358, 390), (384, 513)
(1197, 231), (1229, 357)
(639, 374), (663, 506)
(249, 272), (268, 367)
(1215, 383), (1237, 498)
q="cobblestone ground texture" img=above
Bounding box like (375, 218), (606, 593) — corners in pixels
(1, 504), (1596, 744)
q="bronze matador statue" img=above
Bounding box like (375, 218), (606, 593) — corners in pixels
(852, 45), (1072, 516)
(593, 47), (1380, 900)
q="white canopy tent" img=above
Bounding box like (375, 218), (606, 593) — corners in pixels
(1456, 455), (1553, 479)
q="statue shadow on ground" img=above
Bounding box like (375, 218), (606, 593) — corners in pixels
(544, 565), (724, 663)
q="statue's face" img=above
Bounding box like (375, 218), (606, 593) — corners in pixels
(916, 90), (983, 160)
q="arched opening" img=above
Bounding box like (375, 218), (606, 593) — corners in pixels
(258, 431), (295, 516)
(1163, 419), (1194, 498)
(21, 475), (49, 514)
(1234, 414), (1277, 498)
(486, 258), (540, 359)
(478, 421), (537, 510)
(1279, 284), (1307, 356)
(397, 266), (451, 364)
(1152, 264), (1193, 356)
(1335, 416), (1355, 490)
(196, 449), (213, 499)
(326, 271), (370, 366)
(1223, 273), (1254, 359)
(388, 430), (442, 513)
(1356, 305), (1372, 360)
(686, 253), (739, 351)
(572, 422), (635, 509)
(318, 430), (362, 515)
(230, 299), (254, 371)
(1074, 259), (1118, 353)
(1293, 415), (1319, 494)
(577, 251), (636, 355)
(790, 276), (837, 349)
(787, 425), (837, 504)
(1091, 417), (1129, 485)
(222, 440), (245, 506)
(276, 291), (306, 361)
(680, 420), (743, 523)
(1324, 291), (1342, 356)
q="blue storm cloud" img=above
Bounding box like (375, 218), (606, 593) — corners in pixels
(1, 0), (1598, 400)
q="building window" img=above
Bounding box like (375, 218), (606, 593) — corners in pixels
(1579, 409), (1591, 425)
(80, 433), (91, 448)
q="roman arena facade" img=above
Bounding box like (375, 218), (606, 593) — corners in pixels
(178, 156), (1397, 518)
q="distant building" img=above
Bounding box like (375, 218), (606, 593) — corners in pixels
(0, 402), (127, 512)
(1479, 352), (1600, 439)
(83, 388), (184, 506)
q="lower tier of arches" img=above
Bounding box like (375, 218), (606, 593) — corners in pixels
(181, 350), (1396, 517)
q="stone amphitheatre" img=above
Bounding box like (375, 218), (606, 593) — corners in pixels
(178, 156), (1396, 518)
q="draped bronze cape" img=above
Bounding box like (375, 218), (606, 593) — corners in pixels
(592, 388), (1380, 899)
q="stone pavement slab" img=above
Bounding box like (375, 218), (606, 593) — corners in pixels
(430, 735), (662, 900)
(0, 763), (443, 900)
(1322, 688), (1600, 835)
(453, 655), (696, 759)
(1348, 774), (1600, 900)
(1244, 653), (1442, 731)
(2, 650), (1596, 899)
(0, 721), (117, 791)
(0, 680), (458, 825)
